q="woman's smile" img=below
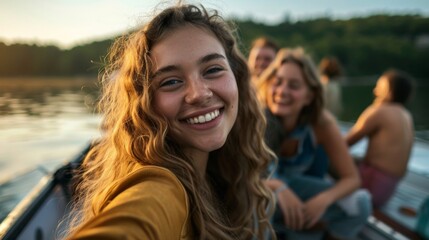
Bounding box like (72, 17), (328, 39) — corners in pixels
(185, 108), (221, 124)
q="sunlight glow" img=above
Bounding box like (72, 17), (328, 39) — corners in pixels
(0, 0), (428, 49)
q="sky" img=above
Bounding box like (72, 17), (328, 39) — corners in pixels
(1, 0), (429, 49)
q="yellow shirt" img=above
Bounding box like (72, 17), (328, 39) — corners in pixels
(68, 166), (192, 240)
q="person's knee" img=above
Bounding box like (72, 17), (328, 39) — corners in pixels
(357, 189), (373, 219)
(336, 189), (372, 218)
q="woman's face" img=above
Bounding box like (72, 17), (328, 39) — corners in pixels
(151, 25), (238, 161)
(248, 46), (276, 77)
(266, 62), (313, 119)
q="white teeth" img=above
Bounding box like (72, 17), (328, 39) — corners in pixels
(186, 109), (220, 124)
(275, 97), (290, 104)
(205, 113), (212, 121)
(198, 115), (205, 123)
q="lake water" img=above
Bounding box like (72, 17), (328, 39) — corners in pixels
(0, 77), (101, 183)
(0, 76), (428, 223)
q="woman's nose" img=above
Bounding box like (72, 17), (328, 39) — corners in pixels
(274, 83), (288, 96)
(185, 77), (213, 104)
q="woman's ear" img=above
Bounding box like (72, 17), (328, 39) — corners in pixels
(387, 84), (395, 102)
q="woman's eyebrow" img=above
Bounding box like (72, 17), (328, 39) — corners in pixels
(198, 53), (226, 64)
(152, 53), (226, 79)
(152, 65), (179, 79)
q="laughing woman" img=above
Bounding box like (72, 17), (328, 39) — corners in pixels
(65, 4), (275, 240)
(258, 48), (371, 239)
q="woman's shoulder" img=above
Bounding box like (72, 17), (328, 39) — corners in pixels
(128, 165), (184, 185)
(112, 165), (188, 204)
(311, 110), (341, 139)
(89, 165), (192, 239)
(313, 110), (336, 128)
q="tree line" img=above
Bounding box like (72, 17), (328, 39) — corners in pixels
(0, 40), (112, 77)
(0, 14), (428, 81)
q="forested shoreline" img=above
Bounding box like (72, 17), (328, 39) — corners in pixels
(1, 14), (428, 81)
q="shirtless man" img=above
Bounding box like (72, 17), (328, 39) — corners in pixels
(247, 37), (279, 85)
(346, 69), (415, 208)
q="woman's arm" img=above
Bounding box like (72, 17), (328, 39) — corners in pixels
(304, 110), (360, 227)
(67, 167), (189, 240)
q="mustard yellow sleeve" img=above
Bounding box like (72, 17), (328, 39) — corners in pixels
(68, 166), (191, 240)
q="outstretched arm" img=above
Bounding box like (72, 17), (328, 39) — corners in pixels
(346, 106), (379, 146)
(67, 168), (188, 240)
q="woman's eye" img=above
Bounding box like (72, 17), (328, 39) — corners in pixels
(289, 82), (301, 89)
(205, 66), (223, 75)
(273, 78), (282, 86)
(160, 79), (182, 87)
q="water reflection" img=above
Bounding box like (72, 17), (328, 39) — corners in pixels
(0, 77), (101, 178)
(0, 78), (98, 117)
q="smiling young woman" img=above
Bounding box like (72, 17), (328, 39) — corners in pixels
(258, 48), (371, 239)
(65, 3), (275, 240)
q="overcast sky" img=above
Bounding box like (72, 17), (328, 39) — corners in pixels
(1, 0), (428, 49)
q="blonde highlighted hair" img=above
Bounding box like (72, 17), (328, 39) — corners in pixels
(68, 3), (275, 240)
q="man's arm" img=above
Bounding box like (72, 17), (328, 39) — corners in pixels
(346, 106), (380, 146)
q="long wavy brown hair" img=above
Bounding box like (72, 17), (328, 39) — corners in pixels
(257, 47), (324, 125)
(67, 3), (275, 239)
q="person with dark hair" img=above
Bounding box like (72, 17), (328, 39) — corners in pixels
(319, 56), (344, 117)
(65, 3), (275, 239)
(258, 48), (371, 239)
(346, 69), (415, 208)
(248, 37), (279, 85)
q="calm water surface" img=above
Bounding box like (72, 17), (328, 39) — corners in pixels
(0, 77), (100, 182)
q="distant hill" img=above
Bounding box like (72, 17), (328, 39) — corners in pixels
(1, 14), (428, 80)
(0, 39), (113, 77)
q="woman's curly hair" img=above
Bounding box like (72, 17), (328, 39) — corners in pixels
(68, 3), (275, 240)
